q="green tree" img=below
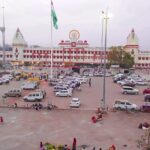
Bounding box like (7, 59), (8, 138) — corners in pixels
(108, 46), (134, 69)
(122, 52), (134, 69)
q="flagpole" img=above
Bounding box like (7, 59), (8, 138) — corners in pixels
(50, 0), (53, 79)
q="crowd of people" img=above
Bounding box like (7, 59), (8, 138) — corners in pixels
(39, 140), (116, 150)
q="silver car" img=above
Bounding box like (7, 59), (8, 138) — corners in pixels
(121, 86), (139, 95)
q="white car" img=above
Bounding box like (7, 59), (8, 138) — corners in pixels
(70, 98), (80, 108)
(55, 90), (72, 97)
(113, 100), (138, 110)
(121, 86), (139, 95)
(21, 83), (37, 90)
(23, 92), (44, 102)
(135, 80), (148, 86)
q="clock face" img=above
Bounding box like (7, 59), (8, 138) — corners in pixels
(69, 30), (80, 42)
(71, 42), (76, 47)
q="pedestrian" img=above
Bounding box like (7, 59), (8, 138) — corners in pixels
(89, 78), (91, 87)
(72, 137), (77, 150)
(63, 144), (68, 150)
(2, 95), (6, 104)
(109, 145), (116, 150)
(14, 102), (17, 108)
(0, 116), (4, 123)
(92, 147), (95, 150)
(138, 123), (143, 129)
(40, 141), (44, 150)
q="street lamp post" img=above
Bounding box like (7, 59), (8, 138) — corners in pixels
(100, 11), (104, 68)
(0, 6), (6, 65)
(102, 11), (109, 111)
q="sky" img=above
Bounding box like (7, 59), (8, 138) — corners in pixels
(0, 0), (150, 51)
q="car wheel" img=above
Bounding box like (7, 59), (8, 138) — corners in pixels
(123, 91), (127, 94)
(16, 95), (20, 97)
(117, 107), (121, 110)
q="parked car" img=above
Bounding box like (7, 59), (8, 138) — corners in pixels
(21, 82), (37, 90)
(143, 88), (150, 94)
(140, 102), (150, 113)
(49, 79), (58, 86)
(144, 94), (150, 102)
(135, 80), (148, 86)
(121, 86), (139, 95)
(4, 89), (22, 97)
(54, 86), (72, 93)
(35, 89), (46, 98)
(55, 90), (72, 97)
(23, 91), (44, 102)
(113, 100), (138, 110)
(70, 98), (80, 108)
(121, 82), (136, 87)
(1, 78), (10, 84)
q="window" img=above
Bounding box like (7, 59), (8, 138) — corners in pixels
(131, 49), (134, 55)
(126, 102), (131, 105)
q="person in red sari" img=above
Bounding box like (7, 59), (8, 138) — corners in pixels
(72, 137), (76, 150)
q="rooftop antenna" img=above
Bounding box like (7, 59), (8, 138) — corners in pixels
(0, 5), (6, 64)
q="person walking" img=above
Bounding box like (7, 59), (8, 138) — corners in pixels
(89, 78), (91, 87)
(72, 137), (77, 150)
(0, 116), (4, 124)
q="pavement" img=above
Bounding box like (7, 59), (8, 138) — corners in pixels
(0, 75), (149, 150)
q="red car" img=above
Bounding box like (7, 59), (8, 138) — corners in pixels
(143, 88), (150, 94)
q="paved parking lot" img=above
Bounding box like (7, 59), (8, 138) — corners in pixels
(0, 76), (149, 150)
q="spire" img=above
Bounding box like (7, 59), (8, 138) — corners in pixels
(126, 29), (138, 46)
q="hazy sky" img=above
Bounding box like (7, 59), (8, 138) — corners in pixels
(0, 0), (150, 50)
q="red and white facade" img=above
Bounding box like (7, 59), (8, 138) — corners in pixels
(124, 29), (150, 69)
(0, 28), (150, 68)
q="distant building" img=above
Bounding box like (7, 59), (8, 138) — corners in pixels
(124, 29), (150, 69)
(0, 28), (149, 69)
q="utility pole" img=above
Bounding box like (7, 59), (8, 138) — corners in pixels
(102, 11), (109, 111)
(0, 6), (6, 65)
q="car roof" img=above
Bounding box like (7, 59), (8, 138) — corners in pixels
(115, 100), (129, 103)
(145, 94), (150, 98)
(122, 86), (133, 88)
(72, 98), (79, 100)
